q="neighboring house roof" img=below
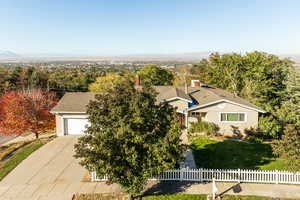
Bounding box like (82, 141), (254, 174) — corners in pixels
(51, 85), (266, 114)
(154, 86), (192, 103)
(51, 92), (95, 113)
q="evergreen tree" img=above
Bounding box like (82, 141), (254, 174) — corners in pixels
(272, 124), (300, 171)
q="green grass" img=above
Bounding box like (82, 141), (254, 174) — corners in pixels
(0, 137), (54, 181)
(191, 137), (289, 170)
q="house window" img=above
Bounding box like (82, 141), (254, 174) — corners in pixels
(191, 112), (200, 117)
(220, 113), (245, 122)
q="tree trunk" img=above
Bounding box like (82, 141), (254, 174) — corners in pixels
(34, 132), (39, 139)
(128, 194), (134, 200)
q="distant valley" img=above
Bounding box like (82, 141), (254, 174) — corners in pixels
(0, 50), (299, 64)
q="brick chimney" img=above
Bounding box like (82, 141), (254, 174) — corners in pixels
(191, 80), (201, 87)
(134, 75), (141, 86)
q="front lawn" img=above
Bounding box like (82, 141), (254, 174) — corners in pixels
(190, 137), (289, 170)
(0, 136), (55, 181)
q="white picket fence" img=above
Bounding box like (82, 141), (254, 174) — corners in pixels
(91, 168), (300, 185)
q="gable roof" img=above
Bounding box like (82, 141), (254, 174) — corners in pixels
(186, 86), (266, 113)
(51, 86), (266, 114)
(51, 92), (95, 113)
(154, 86), (192, 103)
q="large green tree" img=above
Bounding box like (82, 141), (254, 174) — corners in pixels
(74, 79), (184, 198)
(88, 72), (124, 93)
(192, 52), (292, 110)
(191, 52), (295, 138)
(137, 65), (174, 85)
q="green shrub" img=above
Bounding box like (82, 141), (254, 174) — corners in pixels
(244, 127), (264, 143)
(244, 135), (263, 144)
(189, 121), (219, 136)
(258, 115), (282, 139)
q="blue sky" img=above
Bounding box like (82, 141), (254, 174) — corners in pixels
(1, 0), (300, 56)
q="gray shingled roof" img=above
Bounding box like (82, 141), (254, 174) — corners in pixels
(185, 86), (265, 112)
(154, 86), (192, 103)
(51, 92), (95, 113)
(51, 86), (265, 113)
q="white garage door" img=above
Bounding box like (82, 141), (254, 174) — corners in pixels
(64, 118), (90, 135)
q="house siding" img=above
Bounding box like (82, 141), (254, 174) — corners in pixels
(168, 99), (188, 113)
(190, 102), (258, 136)
(55, 115), (64, 136)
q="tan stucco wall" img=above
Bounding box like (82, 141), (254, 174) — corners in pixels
(55, 115), (64, 136)
(188, 117), (198, 127)
(168, 99), (188, 113)
(190, 102), (258, 136)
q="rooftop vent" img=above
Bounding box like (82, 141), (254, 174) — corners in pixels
(201, 84), (210, 88)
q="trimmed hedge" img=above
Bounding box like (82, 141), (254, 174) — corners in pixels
(189, 121), (219, 136)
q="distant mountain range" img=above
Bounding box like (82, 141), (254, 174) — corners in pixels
(0, 51), (214, 63)
(0, 50), (299, 63)
(280, 54), (300, 63)
(0, 50), (20, 58)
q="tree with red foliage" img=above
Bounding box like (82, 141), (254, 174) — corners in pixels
(0, 89), (58, 139)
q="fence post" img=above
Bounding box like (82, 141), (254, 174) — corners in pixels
(200, 168), (203, 182)
(180, 168), (183, 181)
(238, 169), (241, 183)
(275, 170), (278, 184)
(91, 171), (94, 182)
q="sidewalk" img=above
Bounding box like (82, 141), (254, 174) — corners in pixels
(0, 133), (56, 147)
(180, 129), (197, 169)
(182, 150), (197, 169)
(0, 135), (15, 146)
(144, 181), (300, 199)
(2, 181), (300, 200)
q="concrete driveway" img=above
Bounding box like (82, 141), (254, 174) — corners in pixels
(0, 136), (121, 200)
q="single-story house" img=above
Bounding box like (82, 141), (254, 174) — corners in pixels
(51, 80), (266, 136)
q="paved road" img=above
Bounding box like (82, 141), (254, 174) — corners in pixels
(0, 135), (14, 146)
